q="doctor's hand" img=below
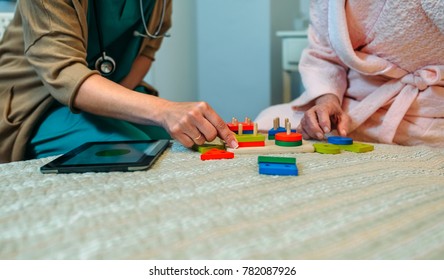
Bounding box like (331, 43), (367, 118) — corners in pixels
(160, 101), (239, 149)
(296, 94), (351, 140)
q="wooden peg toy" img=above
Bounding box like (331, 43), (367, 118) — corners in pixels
(226, 119), (315, 154)
(227, 117), (254, 133)
(275, 122), (303, 147)
(236, 123), (266, 147)
(267, 117), (286, 140)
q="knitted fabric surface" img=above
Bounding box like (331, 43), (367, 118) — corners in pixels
(1, 141), (444, 259)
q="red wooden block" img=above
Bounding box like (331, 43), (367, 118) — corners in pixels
(200, 148), (234, 160)
(227, 123), (254, 132)
(238, 141), (265, 148)
(275, 132), (303, 142)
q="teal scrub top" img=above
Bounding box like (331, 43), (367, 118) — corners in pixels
(86, 0), (156, 83)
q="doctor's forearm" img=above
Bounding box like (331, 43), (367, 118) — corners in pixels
(74, 74), (168, 126)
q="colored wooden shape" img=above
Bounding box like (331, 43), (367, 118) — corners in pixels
(235, 134), (266, 142)
(193, 143), (226, 154)
(313, 143), (341, 154)
(227, 123), (238, 131)
(200, 149), (234, 160)
(327, 136), (353, 145)
(275, 132), (303, 142)
(227, 123), (254, 132)
(275, 140), (302, 147)
(238, 141), (265, 148)
(268, 128), (297, 139)
(259, 162), (298, 176)
(335, 142), (374, 153)
(258, 156), (296, 164)
(226, 140), (315, 154)
(268, 127), (287, 137)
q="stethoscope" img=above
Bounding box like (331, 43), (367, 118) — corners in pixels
(93, 0), (170, 76)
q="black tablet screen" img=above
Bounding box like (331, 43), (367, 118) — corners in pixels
(62, 142), (155, 165)
(40, 140), (170, 173)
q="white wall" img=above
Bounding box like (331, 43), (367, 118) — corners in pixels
(196, 0), (271, 121)
(270, 0), (305, 105)
(147, 0), (198, 102)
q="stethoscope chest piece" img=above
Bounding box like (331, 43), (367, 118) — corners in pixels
(92, 0), (168, 76)
(95, 52), (116, 76)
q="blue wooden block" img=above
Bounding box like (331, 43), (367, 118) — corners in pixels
(268, 127), (296, 139)
(259, 162), (298, 176)
(241, 130), (254, 135)
(327, 136), (353, 145)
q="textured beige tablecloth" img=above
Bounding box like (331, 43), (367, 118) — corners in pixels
(1, 141), (444, 259)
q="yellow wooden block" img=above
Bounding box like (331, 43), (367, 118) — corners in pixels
(313, 143), (341, 154)
(337, 142), (374, 153)
(193, 143), (226, 154)
(235, 134), (266, 143)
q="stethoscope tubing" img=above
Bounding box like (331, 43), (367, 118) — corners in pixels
(139, 0), (169, 39)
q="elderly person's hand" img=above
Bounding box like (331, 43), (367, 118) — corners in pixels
(297, 94), (351, 140)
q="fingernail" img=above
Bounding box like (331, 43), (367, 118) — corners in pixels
(323, 126), (330, 133)
(231, 140), (239, 149)
(316, 132), (323, 139)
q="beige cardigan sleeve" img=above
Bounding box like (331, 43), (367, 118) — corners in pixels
(18, 0), (98, 112)
(18, 0), (172, 111)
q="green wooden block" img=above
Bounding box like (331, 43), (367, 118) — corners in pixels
(275, 140), (302, 147)
(258, 156), (296, 164)
(313, 143), (341, 154)
(235, 134), (266, 143)
(336, 142), (374, 153)
(193, 143), (226, 154)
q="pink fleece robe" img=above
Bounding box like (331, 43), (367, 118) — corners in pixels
(255, 0), (444, 147)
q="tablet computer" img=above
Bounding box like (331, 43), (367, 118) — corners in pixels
(40, 139), (170, 174)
